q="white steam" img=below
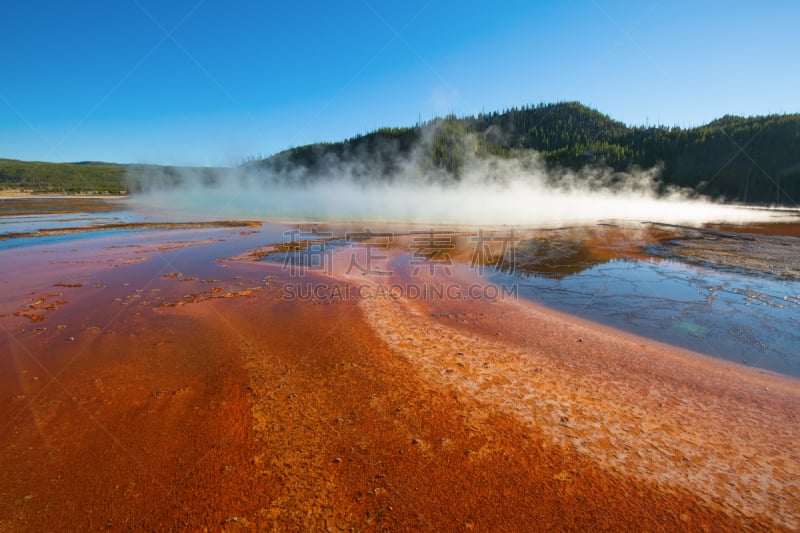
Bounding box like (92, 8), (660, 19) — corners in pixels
(128, 147), (797, 227)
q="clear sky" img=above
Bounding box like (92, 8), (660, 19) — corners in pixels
(1, 0), (798, 166)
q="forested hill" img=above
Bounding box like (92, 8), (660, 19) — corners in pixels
(252, 102), (800, 205)
(2, 103), (798, 205)
(0, 159), (127, 195)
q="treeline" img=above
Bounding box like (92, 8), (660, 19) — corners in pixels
(124, 164), (229, 193)
(252, 102), (800, 205)
(0, 159), (127, 194)
(4, 102), (799, 204)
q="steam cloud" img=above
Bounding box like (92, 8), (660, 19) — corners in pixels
(127, 127), (795, 226)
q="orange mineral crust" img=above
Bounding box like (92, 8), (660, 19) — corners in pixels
(1, 226), (798, 530)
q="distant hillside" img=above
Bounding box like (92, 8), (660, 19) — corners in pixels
(251, 102), (800, 205)
(0, 159), (126, 194)
(4, 102), (799, 205)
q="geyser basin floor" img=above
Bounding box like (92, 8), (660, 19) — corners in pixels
(1, 198), (799, 530)
(496, 223), (800, 376)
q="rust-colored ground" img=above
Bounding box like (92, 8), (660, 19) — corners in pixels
(1, 226), (798, 531)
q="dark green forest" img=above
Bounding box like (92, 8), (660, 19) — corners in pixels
(3, 102), (799, 205)
(252, 102), (800, 205)
(0, 159), (127, 194)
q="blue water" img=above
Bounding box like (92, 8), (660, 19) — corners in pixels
(496, 258), (800, 376)
(3, 198), (798, 378)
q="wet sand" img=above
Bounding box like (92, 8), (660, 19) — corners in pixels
(647, 222), (800, 280)
(1, 219), (799, 530)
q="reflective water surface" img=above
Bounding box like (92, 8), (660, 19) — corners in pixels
(2, 197), (798, 377)
(501, 257), (800, 376)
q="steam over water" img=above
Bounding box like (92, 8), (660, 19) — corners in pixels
(122, 153), (800, 377)
(128, 155), (797, 226)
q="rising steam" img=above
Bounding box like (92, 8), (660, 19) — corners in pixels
(127, 125), (796, 226)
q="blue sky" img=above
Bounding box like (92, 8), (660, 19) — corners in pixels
(1, 0), (798, 166)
